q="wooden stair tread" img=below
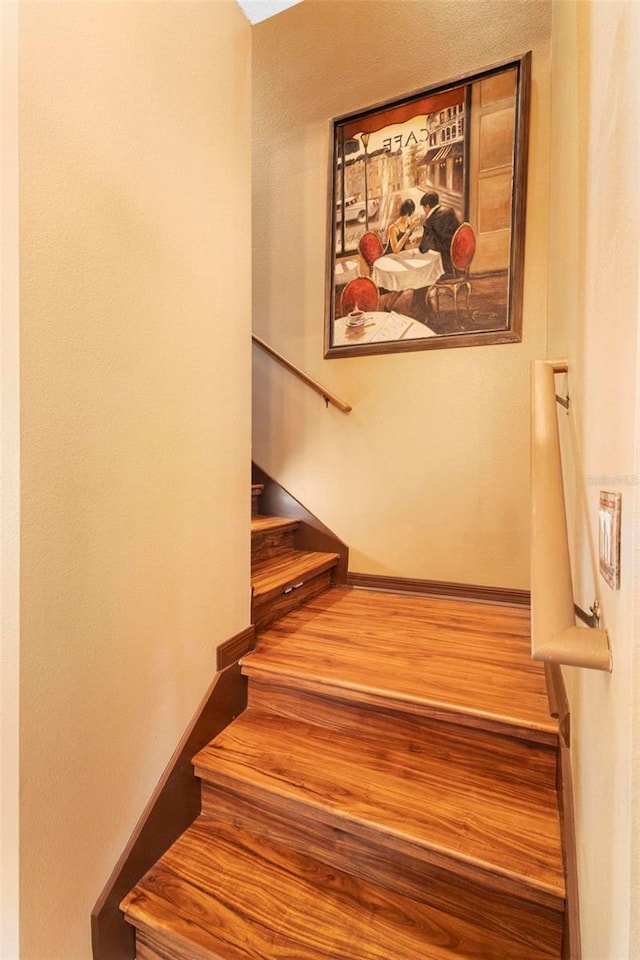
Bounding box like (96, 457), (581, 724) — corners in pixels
(251, 550), (340, 599)
(242, 586), (557, 740)
(251, 514), (299, 535)
(193, 709), (565, 907)
(122, 818), (560, 960)
(246, 681), (558, 792)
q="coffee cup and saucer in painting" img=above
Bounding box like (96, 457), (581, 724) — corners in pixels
(346, 309), (366, 328)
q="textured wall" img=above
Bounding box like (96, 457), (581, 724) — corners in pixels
(547, 2), (640, 956)
(18, 3), (251, 956)
(252, 0), (552, 588)
(1, 3), (20, 954)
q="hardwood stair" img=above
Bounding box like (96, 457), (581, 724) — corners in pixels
(250, 485), (340, 631)
(122, 582), (566, 959)
(123, 820), (558, 960)
(251, 483), (263, 516)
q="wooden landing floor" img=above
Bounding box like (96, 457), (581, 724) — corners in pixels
(243, 586), (556, 741)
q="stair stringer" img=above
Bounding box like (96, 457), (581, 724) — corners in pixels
(252, 462), (349, 583)
(546, 661), (581, 960)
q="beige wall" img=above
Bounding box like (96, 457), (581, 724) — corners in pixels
(8, 4), (638, 959)
(17, 3), (251, 957)
(548, 1), (639, 957)
(251, 0), (551, 589)
(1, 3), (20, 955)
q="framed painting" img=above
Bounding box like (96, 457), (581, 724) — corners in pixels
(325, 53), (531, 358)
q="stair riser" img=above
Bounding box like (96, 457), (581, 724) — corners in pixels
(251, 527), (297, 564)
(252, 570), (333, 633)
(197, 769), (563, 914)
(200, 785), (564, 957)
(243, 667), (558, 747)
(247, 680), (559, 792)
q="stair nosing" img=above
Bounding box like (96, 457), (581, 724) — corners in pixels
(251, 515), (300, 535)
(122, 897), (217, 960)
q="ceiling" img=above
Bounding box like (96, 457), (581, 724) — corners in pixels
(236, 0), (302, 25)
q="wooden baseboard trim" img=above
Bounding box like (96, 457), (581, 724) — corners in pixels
(559, 735), (582, 960)
(346, 573), (531, 608)
(91, 657), (248, 960)
(545, 663), (581, 960)
(217, 625), (255, 671)
(544, 662), (570, 747)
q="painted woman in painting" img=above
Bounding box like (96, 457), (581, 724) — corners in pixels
(383, 199), (421, 254)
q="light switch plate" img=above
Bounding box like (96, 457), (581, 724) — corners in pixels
(599, 491), (621, 589)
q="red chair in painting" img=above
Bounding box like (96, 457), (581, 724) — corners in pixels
(341, 276), (379, 316)
(358, 232), (384, 273)
(428, 222), (476, 321)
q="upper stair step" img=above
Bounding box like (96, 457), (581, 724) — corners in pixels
(251, 515), (299, 535)
(242, 586), (557, 743)
(121, 817), (561, 960)
(251, 483), (263, 516)
(251, 550), (339, 600)
(251, 515), (299, 563)
(251, 550), (340, 632)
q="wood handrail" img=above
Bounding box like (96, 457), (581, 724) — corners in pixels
(252, 335), (352, 413)
(530, 359), (612, 671)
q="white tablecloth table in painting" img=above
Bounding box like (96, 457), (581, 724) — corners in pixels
(332, 311), (438, 348)
(334, 259), (361, 287)
(372, 250), (443, 292)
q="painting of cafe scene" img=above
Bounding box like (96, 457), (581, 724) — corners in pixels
(325, 55), (530, 358)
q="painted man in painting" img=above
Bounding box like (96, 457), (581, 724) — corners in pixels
(419, 192), (461, 277)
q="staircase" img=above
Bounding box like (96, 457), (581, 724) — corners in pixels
(120, 486), (566, 959)
(250, 484), (342, 632)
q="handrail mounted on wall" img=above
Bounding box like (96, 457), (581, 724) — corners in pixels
(530, 359), (612, 672)
(252, 335), (351, 413)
